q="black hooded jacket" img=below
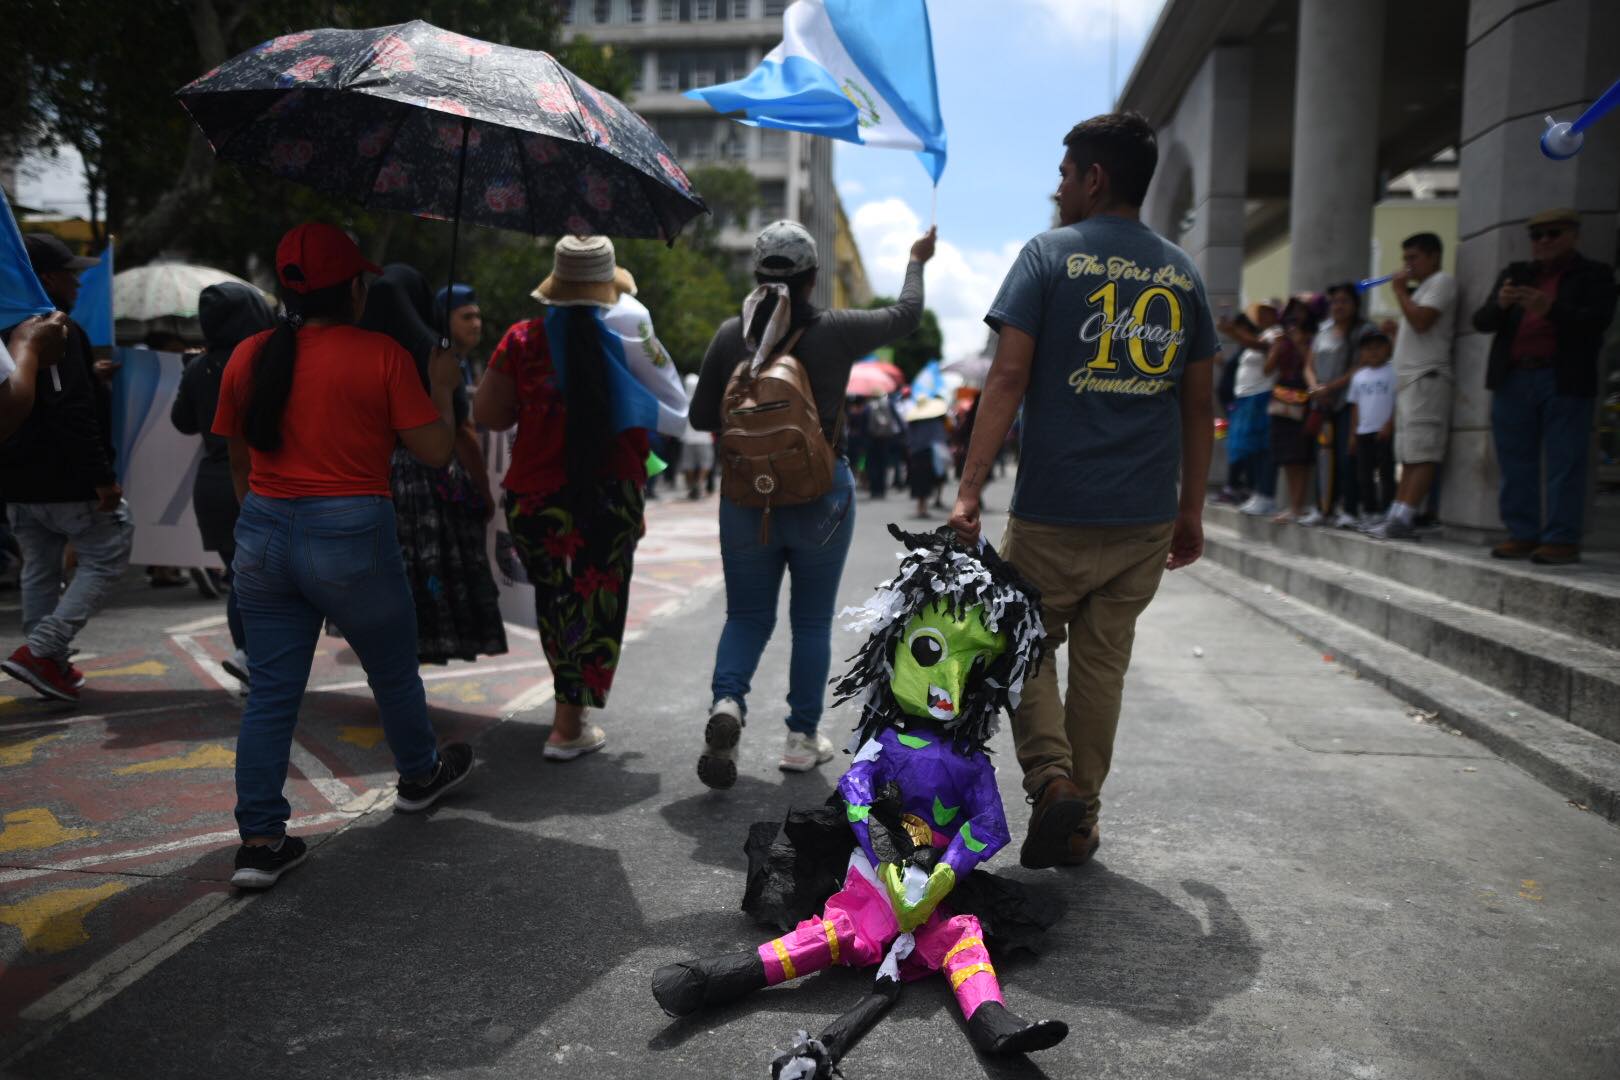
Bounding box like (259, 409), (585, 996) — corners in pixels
(171, 282), (275, 465)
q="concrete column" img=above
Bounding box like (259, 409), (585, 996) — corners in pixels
(805, 135), (836, 309)
(1140, 45), (1252, 485)
(1286, 0), (1386, 292)
(1446, 0), (1620, 537)
(1141, 47), (1251, 315)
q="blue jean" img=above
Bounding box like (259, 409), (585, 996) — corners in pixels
(712, 460), (856, 735)
(231, 493), (438, 839)
(8, 499), (134, 661)
(1491, 367), (1594, 545)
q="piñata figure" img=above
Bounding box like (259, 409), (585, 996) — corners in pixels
(652, 526), (1067, 1077)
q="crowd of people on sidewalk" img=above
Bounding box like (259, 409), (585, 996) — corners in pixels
(1212, 208), (1615, 565)
(2, 107), (1614, 904)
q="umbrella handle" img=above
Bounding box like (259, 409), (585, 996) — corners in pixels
(442, 116), (471, 351)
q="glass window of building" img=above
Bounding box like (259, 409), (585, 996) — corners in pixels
(594, 0), (612, 23)
(731, 0), (751, 16)
(658, 49), (749, 91)
(660, 0), (679, 20)
(764, 0), (788, 16)
(561, 1), (576, 23)
(759, 128), (788, 161)
(629, 0), (645, 21)
(759, 179), (787, 222)
(694, 0), (715, 19)
(627, 51), (645, 92)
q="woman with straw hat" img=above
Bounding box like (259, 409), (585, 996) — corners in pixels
(473, 236), (687, 762)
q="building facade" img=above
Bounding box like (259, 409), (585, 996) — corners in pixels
(1121, 0), (1619, 542)
(561, 0), (868, 308)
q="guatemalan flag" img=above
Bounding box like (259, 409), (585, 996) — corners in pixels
(686, 0), (946, 182)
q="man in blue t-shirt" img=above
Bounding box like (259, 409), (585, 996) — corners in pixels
(949, 112), (1217, 871)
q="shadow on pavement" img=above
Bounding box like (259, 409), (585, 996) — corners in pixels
(1049, 864), (1260, 1027)
(658, 773), (837, 871)
(12, 813), (645, 1080)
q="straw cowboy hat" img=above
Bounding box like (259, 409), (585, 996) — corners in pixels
(533, 235), (638, 308)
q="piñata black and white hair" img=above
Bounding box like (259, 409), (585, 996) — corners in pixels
(832, 525), (1045, 753)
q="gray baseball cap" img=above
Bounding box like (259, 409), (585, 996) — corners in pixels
(752, 220), (817, 278)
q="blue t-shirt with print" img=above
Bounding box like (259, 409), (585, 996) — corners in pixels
(986, 215), (1218, 526)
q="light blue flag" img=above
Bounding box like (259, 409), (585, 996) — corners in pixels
(0, 187), (54, 330)
(687, 0), (946, 182)
(71, 238), (114, 347)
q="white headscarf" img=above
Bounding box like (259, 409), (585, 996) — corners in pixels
(741, 283), (792, 373)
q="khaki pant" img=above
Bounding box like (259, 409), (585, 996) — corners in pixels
(998, 515), (1173, 826)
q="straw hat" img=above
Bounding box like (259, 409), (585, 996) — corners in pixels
(906, 397), (948, 422)
(532, 235), (638, 308)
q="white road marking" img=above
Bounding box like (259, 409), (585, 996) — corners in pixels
(163, 614), (230, 635)
(0, 811), (352, 885)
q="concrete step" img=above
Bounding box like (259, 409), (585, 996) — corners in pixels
(1201, 519), (1619, 744)
(1204, 503), (1620, 652)
(1189, 559), (1620, 824)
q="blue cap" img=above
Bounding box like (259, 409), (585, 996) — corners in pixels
(434, 283), (477, 328)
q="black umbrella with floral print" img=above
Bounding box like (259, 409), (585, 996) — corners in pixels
(177, 20), (706, 333)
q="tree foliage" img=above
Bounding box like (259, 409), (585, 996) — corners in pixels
(865, 295), (943, 379)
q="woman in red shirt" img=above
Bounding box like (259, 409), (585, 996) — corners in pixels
(473, 236), (660, 762)
(212, 223), (474, 889)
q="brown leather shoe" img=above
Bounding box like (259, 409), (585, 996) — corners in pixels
(1531, 544), (1581, 566)
(1059, 823), (1101, 867)
(1490, 539), (1537, 560)
(1020, 776), (1087, 870)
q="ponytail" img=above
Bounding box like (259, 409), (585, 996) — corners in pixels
(242, 279), (356, 453)
(562, 306), (614, 493)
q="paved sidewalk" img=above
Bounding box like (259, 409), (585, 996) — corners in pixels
(2, 490), (1617, 1079)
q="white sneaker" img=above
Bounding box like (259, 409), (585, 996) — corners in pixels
(544, 720), (607, 761)
(1239, 494), (1276, 516)
(1331, 511), (1359, 529)
(697, 698), (744, 790)
(779, 731), (835, 773)
(1298, 509), (1326, 528)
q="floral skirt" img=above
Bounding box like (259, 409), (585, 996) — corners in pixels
(389, 448), (508, 665)
(505, 478), (646, 707)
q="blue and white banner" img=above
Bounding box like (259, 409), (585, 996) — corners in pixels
(687, 0), (946, 182)
(108, 347), (214, 569)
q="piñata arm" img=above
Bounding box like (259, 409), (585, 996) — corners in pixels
(839, 738), (886, 868)
(940, 753), (1011, 879)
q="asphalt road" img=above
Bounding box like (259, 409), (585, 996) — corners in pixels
(3, 483), (1617, 1080)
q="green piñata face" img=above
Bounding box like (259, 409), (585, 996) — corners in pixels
(891, 600), (1005, 724)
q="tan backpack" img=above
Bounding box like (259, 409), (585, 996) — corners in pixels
(719, 329), (839, 540)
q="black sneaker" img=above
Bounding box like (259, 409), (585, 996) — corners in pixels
(394, 742), (475, 812)
(231, 835), (309, 889)
(190, 567), (222, 599)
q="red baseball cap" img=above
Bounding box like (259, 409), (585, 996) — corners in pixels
(275, 222), (381, 294)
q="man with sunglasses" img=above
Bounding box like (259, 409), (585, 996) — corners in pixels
(1472, 208), (1617, 565)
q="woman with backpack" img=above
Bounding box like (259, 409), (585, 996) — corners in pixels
(472, 236), (687, 763)
(688, 219), (936, 788)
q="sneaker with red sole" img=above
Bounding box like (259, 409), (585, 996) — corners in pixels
(1, 645), (80, 702)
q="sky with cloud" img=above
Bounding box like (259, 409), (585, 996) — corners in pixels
(837, 0), (1165, 360)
